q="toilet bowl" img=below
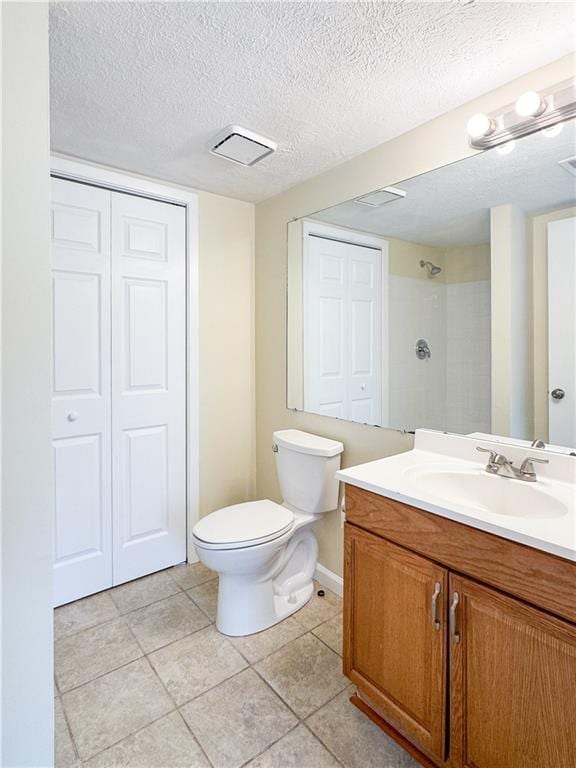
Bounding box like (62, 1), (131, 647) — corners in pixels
(192, 429), (344, 636)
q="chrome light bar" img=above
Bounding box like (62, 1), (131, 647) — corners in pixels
(467, 78), (576, 150)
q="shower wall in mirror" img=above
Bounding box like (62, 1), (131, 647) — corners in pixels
(287, 120), (576, 444)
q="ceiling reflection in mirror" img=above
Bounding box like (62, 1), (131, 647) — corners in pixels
(287, 121), (576, 447)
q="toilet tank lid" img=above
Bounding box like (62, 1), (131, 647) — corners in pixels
(273, 429), (344, 458)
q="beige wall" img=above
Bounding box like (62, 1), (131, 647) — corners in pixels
(444, 243), (490, 283)
(198, 192), (256, 519)
(531, 205), (576, 439)
(255, 54), (574, 577)
(1, 3), (54, 764)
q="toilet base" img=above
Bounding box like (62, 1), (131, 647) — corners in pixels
(213, 526), (318, 636)
(216, 577), (314, 637)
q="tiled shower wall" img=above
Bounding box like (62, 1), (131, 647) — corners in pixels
(388, 275), (491, 433)
(445, 280), (491, 434)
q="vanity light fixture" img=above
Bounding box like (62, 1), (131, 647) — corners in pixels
(467, 78), (575, 150)
(515, 90), (547, 118)
(466, 113), (495, 140)
(542, 123), (564, 138)
(496, 140), (516, 156)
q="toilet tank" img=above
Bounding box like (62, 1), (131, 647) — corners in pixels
(273, 430), (344, 515)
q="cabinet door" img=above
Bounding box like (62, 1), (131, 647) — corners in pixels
(449, 575), (576, 768)
(344, 523), (448, 760)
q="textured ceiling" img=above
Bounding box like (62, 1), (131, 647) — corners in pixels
(312, 121), (576, 247)
(50, 1), (576, 203)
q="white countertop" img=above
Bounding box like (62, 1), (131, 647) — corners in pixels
(336, 430), (576, 562)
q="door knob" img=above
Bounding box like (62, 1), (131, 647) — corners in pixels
(551, 388), (565, 400)
(67, 411), (79, 422)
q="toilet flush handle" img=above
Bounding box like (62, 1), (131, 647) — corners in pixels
(272, 443), (278, 453)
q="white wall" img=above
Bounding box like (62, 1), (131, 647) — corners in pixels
(1, 3), (54, 765)
(491, 204), (532, 438)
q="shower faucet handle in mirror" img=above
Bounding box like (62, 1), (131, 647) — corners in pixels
(415, 339), (431, 360)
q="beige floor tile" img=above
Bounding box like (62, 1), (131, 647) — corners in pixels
(55, 697), (81, 768)
(109, 571), (181, 614)
(246, 724), (340, 768)
(126, 593), (210, 653)
(187, 579), (219, 621)
(229, 616), (306, 664)
(84, 712), (210, 768)
(171, 561), (217, 590)
(54, 592), (119, 639)
(312, 614), (343, 656)
(61, 658), (173, 761)
(307, 689), (419, 768)
(148, 625), (247, 706)
(293, 584), (342, 631)
(256, 634), (348, 718)
(180, 668), (297, 768)
(56, 618), (142, 692)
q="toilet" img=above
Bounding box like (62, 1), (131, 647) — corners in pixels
(192, 429), (344, 636)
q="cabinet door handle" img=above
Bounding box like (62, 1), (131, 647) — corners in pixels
(450, 591), (461, 643)
(431, 582), (441, 630)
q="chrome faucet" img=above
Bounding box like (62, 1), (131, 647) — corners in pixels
(476, 447), (549, 482)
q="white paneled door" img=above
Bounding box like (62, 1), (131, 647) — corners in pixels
(304, 234), (382, 425)
(548, 217), (576, 446)
(111, 193), (186, 584)
(52, 179), (113, 605)
(51, 179), (187, 605)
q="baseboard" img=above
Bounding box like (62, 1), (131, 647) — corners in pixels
(314, 563), (343, 598)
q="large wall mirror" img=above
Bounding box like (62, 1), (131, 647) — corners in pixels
(287, 120), (576, 447)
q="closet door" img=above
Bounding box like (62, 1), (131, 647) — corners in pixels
(51, 179), (113, 605)
(111, 192), (186, 584)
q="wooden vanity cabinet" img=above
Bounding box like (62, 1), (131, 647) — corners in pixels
(343, 524), (448, 761)
(449, 574), (576, 768)
(343, 485), (576, 768)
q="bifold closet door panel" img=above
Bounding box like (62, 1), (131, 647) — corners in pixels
(51, 179), (113, 606)
(111, 192), (187, 584)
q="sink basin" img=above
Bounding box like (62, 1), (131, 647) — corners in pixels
(402, 465), (568, 520)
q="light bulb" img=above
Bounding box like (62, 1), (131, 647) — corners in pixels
(515, 91), (546, 118)
(542, 123), (563, 138)
(496, 140), (516, 156)
(467, 113), (494, 140)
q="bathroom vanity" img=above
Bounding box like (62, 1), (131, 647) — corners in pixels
(338, 431), (576, 768)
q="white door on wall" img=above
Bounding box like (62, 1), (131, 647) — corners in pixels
(51, 179), (113, 605)
(548, 216), (576, 446)
(111, 192), (187, 584)
(51, 179), (187, 606)
(304, 234), (382, 424)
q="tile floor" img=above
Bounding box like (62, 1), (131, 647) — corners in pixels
(55, 564), (418, 768)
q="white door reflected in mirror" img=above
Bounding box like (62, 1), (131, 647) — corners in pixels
(548, 216), (576, 446)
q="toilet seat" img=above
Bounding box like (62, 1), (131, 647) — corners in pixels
(193, 499), (294, 551)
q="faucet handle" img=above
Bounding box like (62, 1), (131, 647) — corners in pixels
(476, 446), (499, 463)
(520, 456), (549, 474)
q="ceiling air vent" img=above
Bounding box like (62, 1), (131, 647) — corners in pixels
(558, 155), (576, 177)
(354, 186), (407, 207)
(209, 125), (277, 167)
